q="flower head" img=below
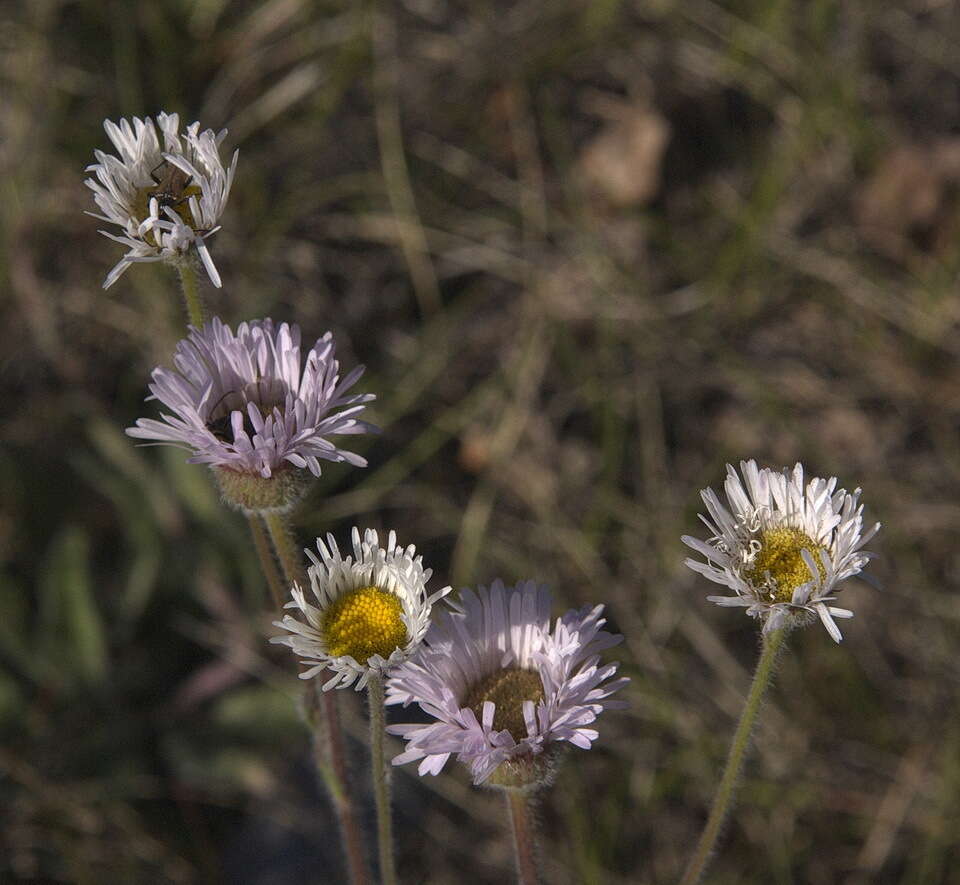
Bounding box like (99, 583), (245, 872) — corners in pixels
(85, 112), (238, 289)
(386, 580), (628, 787)
(682, 460), (880, 642)
(127, 318), (374, 492)
(272, 528), (451, 690)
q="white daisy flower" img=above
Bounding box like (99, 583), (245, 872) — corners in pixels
(386, 580), (628, 788)
(682, 460), (880, 642)
(127, 318), (374, 494)
(272, 528), (452, 691)
(85, 112), (238, 289)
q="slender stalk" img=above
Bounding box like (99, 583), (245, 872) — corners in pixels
(368, 674), (398, 885)
(176, 261), (205, 327)
(263, 512), (309, 590)
(307, 681), (368, 877)
(262, 511), (370, 885)
(506, 790), (540, 885)
(680, 628), (787, 885)
(246, 515), (285, 610)
(161, 229), (364, 877)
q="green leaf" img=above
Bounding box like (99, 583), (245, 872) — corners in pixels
(40, 526), (108, 687)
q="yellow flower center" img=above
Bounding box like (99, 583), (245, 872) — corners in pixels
(744, 526), (827, 603)
(464, 667), (545, 740)
(320, 585), (408, 663)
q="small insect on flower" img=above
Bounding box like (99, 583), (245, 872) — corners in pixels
(271, 528), (451, 691)
(386, 580), (628, 789)
(682, 460), (880, 642)
(145, 160), (202, 220)
(85, 112), (237, 289)
(127, 318), (375, 512)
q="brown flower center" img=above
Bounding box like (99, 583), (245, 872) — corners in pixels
(464, 667), (545, 740)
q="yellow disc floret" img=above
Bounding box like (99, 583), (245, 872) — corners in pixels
(744, 526), (827, 604)
(464, 667), (546, 740)
(321, 585), (408, 663)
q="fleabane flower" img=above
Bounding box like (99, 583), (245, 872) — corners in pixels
(85, 112), (238, 289)
(127, 318), (374, 512)
(271, 528), (451, 691)
(682, 460), (880, 642)
(386, 580), (628, 789)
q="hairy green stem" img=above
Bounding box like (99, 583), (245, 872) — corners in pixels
(506, 790), (540, 885)
(262, 511), (370, 885)
(176, 261), (205, 327)
(680, 628), (787, 885)
(263, 512), (308, 589)
(314, 683), (369, 885)
(368, 674), (398, 885)
(247, 515), (284, 611)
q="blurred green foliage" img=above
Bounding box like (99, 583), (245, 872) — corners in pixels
(3, 0), (960, 883)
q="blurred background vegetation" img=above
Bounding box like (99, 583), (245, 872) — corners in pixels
(2, 0), (959, 882)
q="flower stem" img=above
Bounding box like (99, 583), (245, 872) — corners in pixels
(680, 627), (787, 885)
(368, 674), (398, 885)
(263, 511), (308, 590)
(506, 790), (540, 885)
(247, 515), (284, 610)
(311, 683), (370, 885)
(176, 261), (205, 327)
(261, 511), (370, 885)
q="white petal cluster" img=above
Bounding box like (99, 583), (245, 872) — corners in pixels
(85, 112), (238, 288)
(386, 580), (628, 785)
(682, 460), (880, 642)
(127, 318), (374, 478)
(272, 528), (452, 690)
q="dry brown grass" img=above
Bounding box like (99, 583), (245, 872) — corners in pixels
(2, 1), (959, 882)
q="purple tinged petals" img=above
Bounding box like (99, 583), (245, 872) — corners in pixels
(127, 317), (376, 478)
(386, 579), (627, 785)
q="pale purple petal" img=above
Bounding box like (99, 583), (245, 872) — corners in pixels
(387, 580), (626, 785)
(127, 318), (376, 478)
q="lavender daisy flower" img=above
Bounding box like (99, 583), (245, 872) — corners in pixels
(85, 112), (238, 289)
(272, 528), (452, 690)
(386, 580), (628, 789)
(127, 318), (374, 511)
(682, 460), (880, 642)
